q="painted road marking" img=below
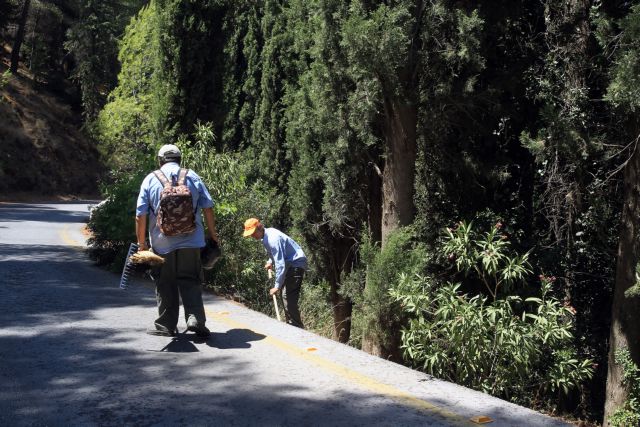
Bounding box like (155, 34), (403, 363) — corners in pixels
(205, 308), (473, 426)
(60, 225), (84, 247)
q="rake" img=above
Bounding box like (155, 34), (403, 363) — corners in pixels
(119, 243), (139, 290)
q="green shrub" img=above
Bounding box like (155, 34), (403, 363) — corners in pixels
(0, 70), (10, 101)
(354, 227), (429, 352)
(299, 281), (334, 338)
(336, 266), (368, 348)
(608, 348), (640, 427)
(443, 220), (532, 299)
(390, 221), (594, 406)
(0, 69), (10, 88)
(87, 169), (149, 269)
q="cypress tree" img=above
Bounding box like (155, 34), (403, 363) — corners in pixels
(340, 0), (485, 359)
(523, 1), (621, 414)
(286, 0), (370, 343)
(95, 2), (158, 171)
(601, 4), (640, 424)
(221, 1), (263, 151)
(65, 0), (146, 119)
(154, 0), (226, 142)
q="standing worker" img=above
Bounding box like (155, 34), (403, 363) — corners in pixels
(243, 218), (307, 328)
(135, 144), (219, 338)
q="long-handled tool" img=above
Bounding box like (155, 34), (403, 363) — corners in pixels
(268, 269), (282, 321)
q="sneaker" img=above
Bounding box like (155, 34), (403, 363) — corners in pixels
(146, 327), (177, 337)
(186, 315), (211, 338)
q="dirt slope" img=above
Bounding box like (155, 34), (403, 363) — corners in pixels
(0, 62), (103, 199)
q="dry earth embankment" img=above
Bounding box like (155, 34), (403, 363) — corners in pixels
(0, 61), (103, 199)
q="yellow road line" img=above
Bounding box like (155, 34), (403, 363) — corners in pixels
(59, 225), (83, 247)
(206, 308), (472, 426)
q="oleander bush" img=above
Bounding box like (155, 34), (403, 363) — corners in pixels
(390, 221), (594, 407)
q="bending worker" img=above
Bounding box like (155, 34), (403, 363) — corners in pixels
(243, 218), (307, 328)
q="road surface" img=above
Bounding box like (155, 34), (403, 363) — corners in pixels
(0, 202), (572, 426)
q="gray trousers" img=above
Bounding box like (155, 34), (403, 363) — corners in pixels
(282, 267), (304, 328)
(152, 248), (205, 332)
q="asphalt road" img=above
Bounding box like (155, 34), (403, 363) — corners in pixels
(0, 202), (573, 427)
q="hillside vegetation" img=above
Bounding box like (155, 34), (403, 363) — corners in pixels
(0, 61), (102, 199)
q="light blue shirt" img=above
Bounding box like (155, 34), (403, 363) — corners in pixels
(136, 162), (214, 255)
(263, 228), (307, 289)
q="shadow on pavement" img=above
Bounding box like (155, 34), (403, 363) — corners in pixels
(149, 337), (200, 353)
(0, 203), (91, 223)
(0, 243), (156, 322)
(0, 243), (448, 427)
(209, 328), (267, 350)
(0, 324), (450, 427)
(146, 329), (268, 353)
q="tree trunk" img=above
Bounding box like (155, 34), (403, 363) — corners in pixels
(603, 127), (640, 425)
(368, 160), (383, 244)
(330, 285), (352, 343)
(361, 95), (417, 361)
(361, 317), (403, 362)
(10, 0), (31, 74)
(380, 96), (418, 246)
(328, 238), (354, 343)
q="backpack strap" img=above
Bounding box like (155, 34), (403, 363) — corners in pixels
(177, 168), (198, 213)
(153, 170), (171, 188)
(177, 168), (189, 186)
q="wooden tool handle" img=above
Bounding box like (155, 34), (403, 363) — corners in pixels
(272, 293), (281, 321)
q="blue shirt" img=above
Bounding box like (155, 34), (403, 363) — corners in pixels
(136, 162), (214, 255)
(263, 228), (307, 289)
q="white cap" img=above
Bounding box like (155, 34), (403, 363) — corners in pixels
(158, 144), (181, 159)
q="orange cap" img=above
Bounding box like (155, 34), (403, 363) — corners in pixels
(243, 218), (261, 237)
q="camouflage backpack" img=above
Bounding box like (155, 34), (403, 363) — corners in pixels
(153, 168), (196, 236)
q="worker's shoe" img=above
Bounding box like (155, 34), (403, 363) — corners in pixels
(186, 315), (211, 338)
(146, 325), (177, 337)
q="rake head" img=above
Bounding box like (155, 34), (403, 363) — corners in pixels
(119, 243), (139, 290)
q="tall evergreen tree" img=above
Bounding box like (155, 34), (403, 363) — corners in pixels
(66, 0), (146, 119)
(286, 0), (369, 343)
(221, 1), (263, 151)
(340, 1), (422, 246)
(247, 0), (293, 213)
(0, 0), (16, 32)
(522, 1), (621, 414)
(601, 4), (640, 424)
(95, 2), (158, 172)
(153, 0), (226, 142)
(340, 0), (484, 359)
(10, 0), (31, 73)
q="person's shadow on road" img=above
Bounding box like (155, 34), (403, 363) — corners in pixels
(149, 328), (266, 353)
(207, 328), (266, 350)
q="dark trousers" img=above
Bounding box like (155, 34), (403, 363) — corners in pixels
(153, 248), (205, 332)
(282, 267), (304, 328)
